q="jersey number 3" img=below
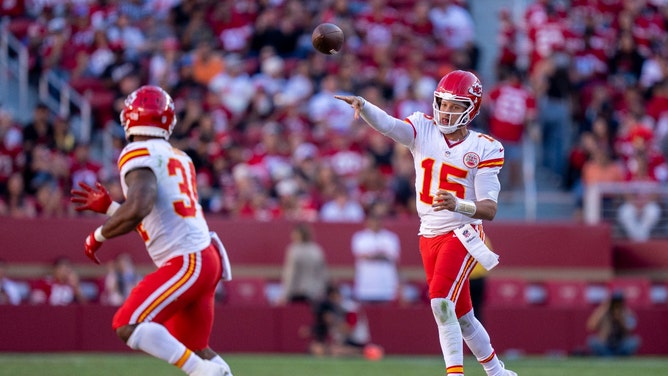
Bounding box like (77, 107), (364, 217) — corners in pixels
(168, 158), (199, 217)
(419, 159), (468, 204)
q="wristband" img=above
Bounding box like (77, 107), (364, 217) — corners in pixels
(94, 226), (107, 242)
(454, 198), (477, 217)
(106, 201), (120, 216)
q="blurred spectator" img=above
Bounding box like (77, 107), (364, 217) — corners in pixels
(101, 253), (141, 306)
(28, 145), (68, 217)
(69, 143), (103, 191)
(277, 223), (328, 306)
(320, 185), (365, 223)
(616, 127), (667, 242)
(106, 12), (148, 63)
(208, 53), (255, 119)
(22, 103), (54, 163)
(191, 39), (226, 87)
(148, 37), (182, 89)
(639, 49), (668, 92)
(429, 0), (478, 70)
(577, 139), (625, 220)
(567, 115), (616, 195)
(0, 172), (37, 218)
(29, 256), (88, 305)
(178, 6), (215, 51)
(608, 31), (645, 89)
(586, 290), (641, 357)
(86, 29), (116, 79)
(531, 52), (575, 186)
(0, 108), (25, 196)
(308, 283), (382, 359)
(308, 74), (356, 135)
(249, 4), (304, 58)
(486, 68), (537, 191)
(276, 177), (320, 222)
(350, 209), (400, 304)
(495, 8), (518, 78)
(0, 259), (22, 305)
(52, 116), (75, 155)
(208, 2), (256, 54)
(354, 0), (400, 53)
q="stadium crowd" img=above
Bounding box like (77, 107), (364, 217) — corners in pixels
(1, 0), (667, 231)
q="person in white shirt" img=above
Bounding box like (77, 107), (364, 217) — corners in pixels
(0, 259), (22, 305)
(351, 211), (400, 303)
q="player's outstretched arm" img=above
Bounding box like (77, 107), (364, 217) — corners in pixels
(334, 95), (414, 146)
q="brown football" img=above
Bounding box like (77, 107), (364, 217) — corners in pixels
(311, 23), (344, 55)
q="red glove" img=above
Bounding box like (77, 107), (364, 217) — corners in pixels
(84, 228), (105, 264)
(71, 182), (115, 214)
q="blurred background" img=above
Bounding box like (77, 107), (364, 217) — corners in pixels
(1, 0), (667, 359)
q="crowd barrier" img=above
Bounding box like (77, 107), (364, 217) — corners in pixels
(2, 217), (667, 355)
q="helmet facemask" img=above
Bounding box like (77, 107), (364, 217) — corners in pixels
(433, 94), (473, 135)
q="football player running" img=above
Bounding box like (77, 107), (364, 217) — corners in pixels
(71, 86), (232, 376)
(335, 70), (517, 376)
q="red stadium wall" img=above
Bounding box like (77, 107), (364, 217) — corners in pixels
(1, 305), (668, 355)
(0, 217), (614, 274)
(2, 217), (667, 355)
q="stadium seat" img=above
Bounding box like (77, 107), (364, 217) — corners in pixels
(543, 280), (588, 308)
(484, 278), (527, 307)
(608, 277), (652, 308)
(222, 278), (268, 306)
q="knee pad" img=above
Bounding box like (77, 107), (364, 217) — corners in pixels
(430, 298), (457, 325)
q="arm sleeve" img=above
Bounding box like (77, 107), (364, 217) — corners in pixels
(474, 169), (501, 203)
(359, 99), (415, 147)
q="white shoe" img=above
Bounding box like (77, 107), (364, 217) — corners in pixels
(498, 361), (517, 376)
(190, 360), (232, 376)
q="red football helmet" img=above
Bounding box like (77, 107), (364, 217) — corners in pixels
(120, 85), (176, 140)
(433, 70), (483, 134)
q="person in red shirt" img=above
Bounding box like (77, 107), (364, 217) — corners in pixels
(29, 256), (88, 306)
(486, 68), (537, 190)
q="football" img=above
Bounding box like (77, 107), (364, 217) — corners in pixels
(311, 23), (344, 55)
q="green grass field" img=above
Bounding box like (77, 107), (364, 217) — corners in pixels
(1, 353), (668, 376)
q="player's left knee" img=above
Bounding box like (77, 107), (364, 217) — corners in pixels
(430, 298), (457, 324)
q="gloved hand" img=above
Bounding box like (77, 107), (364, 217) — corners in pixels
(84, 228), (105, 264)
(71, 182), (116, 215)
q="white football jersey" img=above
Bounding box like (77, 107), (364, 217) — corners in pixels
(117, 139), (210, 267)
(404, 112), (505, 236)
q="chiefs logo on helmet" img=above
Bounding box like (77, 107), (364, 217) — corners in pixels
(469, 81), (482, 97)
